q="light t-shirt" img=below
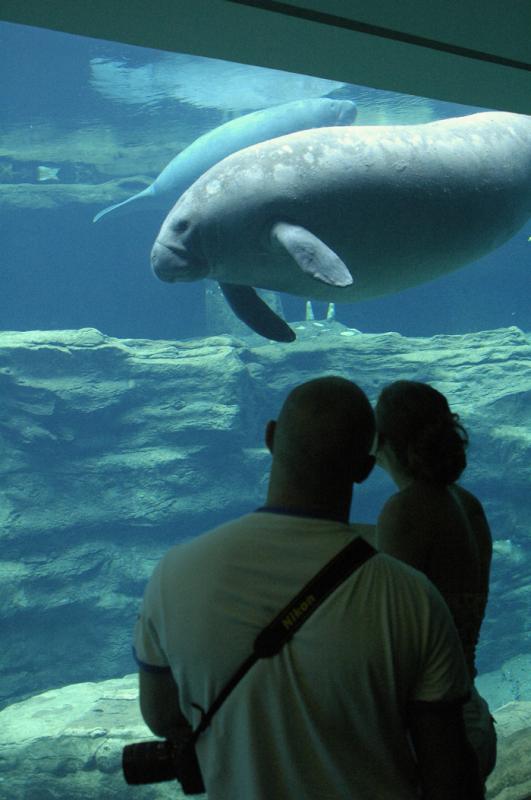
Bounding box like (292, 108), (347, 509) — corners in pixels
(134, 512), (470, 800)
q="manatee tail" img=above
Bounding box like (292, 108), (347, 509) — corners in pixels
(93, 186), (154, 223)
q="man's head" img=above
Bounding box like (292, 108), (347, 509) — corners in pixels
(265, 376), (375, 514)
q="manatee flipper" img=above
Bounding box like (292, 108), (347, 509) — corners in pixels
(219, 283), (296, 342)
(271, 222), (353, 287)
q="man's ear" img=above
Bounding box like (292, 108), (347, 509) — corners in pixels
(265, 420), (276, 454)
(353, 454), (376, 484)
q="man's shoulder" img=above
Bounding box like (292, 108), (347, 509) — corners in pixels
(160, 512), (260, 564)
(160, 512), (274, 568)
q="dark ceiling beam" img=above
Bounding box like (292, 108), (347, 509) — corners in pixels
(227, 0), (531, 73)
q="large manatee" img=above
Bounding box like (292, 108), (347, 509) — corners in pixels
(93, 98), (356, 222)
(151, 111), (531, 342)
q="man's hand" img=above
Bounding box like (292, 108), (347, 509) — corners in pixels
(139, 669), (190, 739)
(409, 700), (484, 800)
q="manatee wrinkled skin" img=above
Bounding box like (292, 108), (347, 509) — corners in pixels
(152, 111), (531, 341)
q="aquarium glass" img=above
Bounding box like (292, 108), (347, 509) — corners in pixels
(0, 18), (529, 800)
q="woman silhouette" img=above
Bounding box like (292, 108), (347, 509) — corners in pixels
(374, 380), (496, 783)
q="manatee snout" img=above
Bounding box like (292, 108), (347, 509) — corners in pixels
(151, 228), (208, 283)
(151, 240), (183, 282)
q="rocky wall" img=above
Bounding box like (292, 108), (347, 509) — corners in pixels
(0, 323), (530, 708)
(0, 670), (530, 800)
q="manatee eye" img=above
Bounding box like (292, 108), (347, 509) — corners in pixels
(175, 219), (189, 234)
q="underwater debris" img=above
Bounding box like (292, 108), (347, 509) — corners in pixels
(0, 157), (102, 186)
(493, 539), (525, 564)
(37, 165), (60, 182)
(305, 301), (336, 321)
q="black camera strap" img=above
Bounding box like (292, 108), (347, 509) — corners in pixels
(192, 535), (376, 741)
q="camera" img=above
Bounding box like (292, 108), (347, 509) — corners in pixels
(122, 731), (205, 795)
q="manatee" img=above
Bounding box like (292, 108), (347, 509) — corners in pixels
(92, 98), (357, 222)
(151, 111), (531, 342)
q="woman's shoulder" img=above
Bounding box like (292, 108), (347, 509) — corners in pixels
(377, 488), (431, 570)
(385, 482), (448, 517)
(388, 482), (486, 519)
(451, 484), (488, 520)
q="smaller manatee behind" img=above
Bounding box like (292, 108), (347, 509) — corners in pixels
(93, 97), (357, 222)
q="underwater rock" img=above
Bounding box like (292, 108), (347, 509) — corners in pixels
(0, 674), (180, 799)
(477, 653), (531, 710)
(0, 672), (529, 799)
(485, 701), (531, 800)
(0, 121), (198, 211)
(0, 175), (156, 211)
(0, 324), (530, 708)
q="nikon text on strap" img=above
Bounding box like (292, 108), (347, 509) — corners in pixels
(192, 535), (376, 740)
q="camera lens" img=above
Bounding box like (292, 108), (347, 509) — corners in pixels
(122, 740), (177, 785)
